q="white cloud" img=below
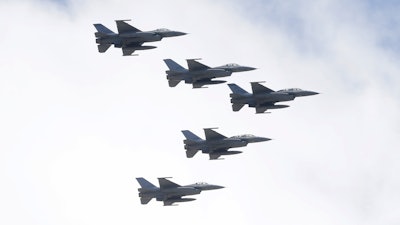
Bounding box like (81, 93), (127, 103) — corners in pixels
(0, 0), (399, 224)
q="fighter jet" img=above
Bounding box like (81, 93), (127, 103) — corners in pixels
(228, 82), (319, 114)
(136, 177), (224, 206)
(93, 20), (186, 56)
(164, 58), (256, 88)
(182, 128), (270, 160)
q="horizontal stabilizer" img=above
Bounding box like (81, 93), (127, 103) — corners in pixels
(168, 79), (182, 87)
(140, 197), (152, 205)
(97, 44), (111, 53)
(232, 103), (245, 112)
(186, 150), (199, 158)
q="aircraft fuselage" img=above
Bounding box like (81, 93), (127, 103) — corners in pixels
(139, 187), (201, 200)
(184, 138), (248, 152)
(231, 92), (296, 105)
(167, 69), (232, 82)
(96, 33), (163, 46)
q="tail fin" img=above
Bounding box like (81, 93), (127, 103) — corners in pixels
(182, 130), (202, 158)
(181, 130), (203, 141)
(136, 177), (157, 189)
(93, 24), (116, 37)
(164, 59), (187, 72)
(97, 44), (112, 53)
(228, 83), (249, 95)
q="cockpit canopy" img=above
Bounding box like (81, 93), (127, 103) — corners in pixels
(231, 134), (255, 138)
(195, 182), (208, 185)
(277, 88), (302, 92)
(153, 28), (170, 33)
(223, 63), (240, 67)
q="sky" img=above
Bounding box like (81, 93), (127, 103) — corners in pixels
(0, 0), (399, 224)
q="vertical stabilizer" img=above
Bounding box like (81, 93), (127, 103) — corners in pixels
(136, 177), (158, 189)
(93, 24), (116, 37)
(164, 59), (187, 72)
(228, 83), (249, 95)
(181, 130), (203, 141)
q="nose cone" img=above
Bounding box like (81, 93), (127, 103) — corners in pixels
(302, 91), (319, 96)
(242, 66), (257, 71)
(249, 137), (271, 143)
(197, 184), (225, 191)
(164, 31), (187, 37)
(175, 31), (187, 36)
(206, 185), (225, 190)
(232, 66), (257, 72)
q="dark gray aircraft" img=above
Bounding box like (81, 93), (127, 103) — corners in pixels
(163, 59), (256, 88)
(228, 82), (319, 114)
(93, 20), (186, 56)
(136, 177), (224, 206)
(181, 128), (270, 160)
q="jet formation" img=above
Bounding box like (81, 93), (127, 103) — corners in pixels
(92, 20), (319, 206)
(182, 128), (270, 160)
(228, 82), (319, 113)
(136, 177), (224, 206)
(93, 20), (186, 56)
(164, 58), (256, 88)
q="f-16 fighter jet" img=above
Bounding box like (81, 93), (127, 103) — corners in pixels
(181, 128), (270, 160)
(93, 20), (186, 56)
(228, 82), (319, 114)
(136, 177), (224, 206)
(163, 58), (256, 88)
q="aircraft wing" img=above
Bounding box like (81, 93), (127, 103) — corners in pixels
(163, 197), (193, 206)
(251, 82), (274, 94)
(122, 47), (136, 56)
(255, 107), (268, 114)
(209, 149), (228, 160)
(121, 42), (143, 56)
(158, 178), (181, 189)
(209, 153), (222, 160)
(163, 200), (175, 206)
(187, 59), (210, 71)
(204, 128), (226, 140)
(116, 20), (141, 33)
(192, 78), (212, 88)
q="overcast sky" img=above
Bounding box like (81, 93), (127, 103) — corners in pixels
(1, 0), (399, 224)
